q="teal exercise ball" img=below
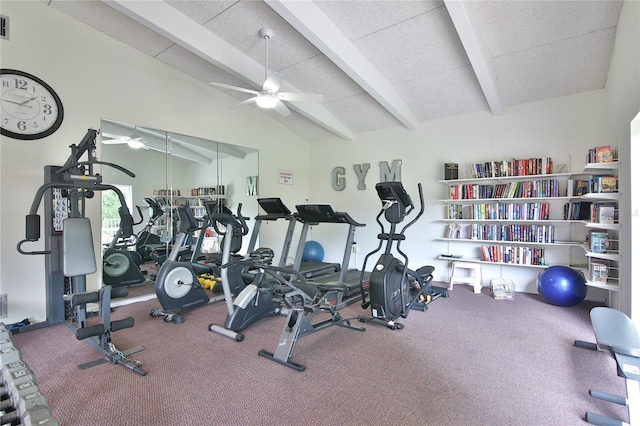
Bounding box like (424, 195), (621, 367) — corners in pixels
(302, 241), (324, 262)
(537, 266), (587, 307)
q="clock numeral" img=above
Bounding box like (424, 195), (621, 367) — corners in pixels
(43, 104), (52, 115)
(11, 78), (28, 90)
(17, 121), (27, 131)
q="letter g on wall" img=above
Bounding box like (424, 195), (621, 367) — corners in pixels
(332, 166), (346, 191)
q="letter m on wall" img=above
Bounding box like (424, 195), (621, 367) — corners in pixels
(380, 160), (402, 182)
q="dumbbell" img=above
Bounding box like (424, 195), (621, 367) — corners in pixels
(1, 403), (59, 425)
(0, 324), (11, 342)
(0, 364), (57, 426)
(0, 347), (21, 367)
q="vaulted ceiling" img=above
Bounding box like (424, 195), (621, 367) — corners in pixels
(46, 0), (623, 142)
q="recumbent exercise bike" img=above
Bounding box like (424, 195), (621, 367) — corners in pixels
(359, 181), (448, 330)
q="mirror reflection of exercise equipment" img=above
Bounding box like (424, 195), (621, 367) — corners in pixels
(99, 118), (259, 301)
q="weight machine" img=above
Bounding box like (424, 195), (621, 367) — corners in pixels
(16, 129), (146, 375)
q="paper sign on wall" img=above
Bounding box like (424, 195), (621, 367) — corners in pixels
(278, 170), (293, 185)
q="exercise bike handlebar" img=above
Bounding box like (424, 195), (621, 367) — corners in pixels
(210, 203), (250, 236)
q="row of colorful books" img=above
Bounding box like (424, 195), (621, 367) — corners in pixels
(448, 179), (561, 200)
(190, 186), (225, 196)
(152, 188), (181, 197)
(445, 202), (550, 221)
(480, 245), (546, 265)
(469, 157), (554, 179)
(469, 224), (555, 243)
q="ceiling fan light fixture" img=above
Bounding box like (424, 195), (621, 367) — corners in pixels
(127, 138), (145, 149)
(255, 93), (278, 109)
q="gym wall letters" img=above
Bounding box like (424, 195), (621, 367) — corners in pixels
(332, 160), (402, 191)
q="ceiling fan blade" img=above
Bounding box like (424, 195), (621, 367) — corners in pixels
(102, 138), (128, 145)
(229, 97), (257, 109)
(262, 72), (284, 94)
(272, 99), (291, 116)
(209, 81), (260, 96)
(277, 92), (324, 103)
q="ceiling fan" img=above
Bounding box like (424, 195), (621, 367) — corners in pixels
(209, 28), (323, 116)
(102, 131), (147, 149)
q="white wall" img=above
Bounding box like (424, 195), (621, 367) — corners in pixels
(604, 1), (640, 317)
(309, 91), (608, 294)
(0, 1), (309, 323)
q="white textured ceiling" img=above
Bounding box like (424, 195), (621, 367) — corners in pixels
(45, 0), (623, 142)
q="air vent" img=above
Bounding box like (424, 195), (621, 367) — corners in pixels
(0, 15), (8, 40)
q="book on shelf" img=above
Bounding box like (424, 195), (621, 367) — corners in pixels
(444, 163), (459, 180)
(587, 145), (618, 163)
(445, 223), (461, 238)
(587, 175), (618, 193)
(564, 201), (592, 220)
(591, 203), (616, 224)
(589, 231), (609, 253)
(590, 262), (608, 283)
(573, 180), (589, 196)
(596, 146), (613, 163)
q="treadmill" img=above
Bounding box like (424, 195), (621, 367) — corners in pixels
(249, 198), (340, 278)
(293, 204), (369, 309)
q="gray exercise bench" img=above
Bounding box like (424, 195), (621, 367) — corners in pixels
(575, 307), (640, 426)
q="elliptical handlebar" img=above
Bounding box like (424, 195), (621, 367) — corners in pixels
(399, 183), (424, 235)
(210, 203), (250, 236)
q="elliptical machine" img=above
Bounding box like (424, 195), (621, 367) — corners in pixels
(150, 204), (246, 323)
(135, 197), (166, 262)
(359, 181), (448, 330)
(102, 205), (147, 288)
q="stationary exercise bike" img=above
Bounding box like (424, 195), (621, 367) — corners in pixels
(150, 204), (246, 324)
(208, 211), (288, 342)
(359, 181), (449, 330)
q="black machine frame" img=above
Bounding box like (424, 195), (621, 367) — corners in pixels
(358, 181), (448, 330)
(16, 129), (146, 375)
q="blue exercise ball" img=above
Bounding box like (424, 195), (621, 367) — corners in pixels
(536, 265), (587, 307)
(302, 241), (324, 262)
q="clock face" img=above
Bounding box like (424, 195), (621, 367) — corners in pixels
(0, 69), (64, 140)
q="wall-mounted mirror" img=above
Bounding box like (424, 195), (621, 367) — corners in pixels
(99, 118), (259, 301)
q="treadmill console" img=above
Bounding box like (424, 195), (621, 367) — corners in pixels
(258, 198), (292, 215)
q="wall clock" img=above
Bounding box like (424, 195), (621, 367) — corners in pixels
(0, 69), (64, 140)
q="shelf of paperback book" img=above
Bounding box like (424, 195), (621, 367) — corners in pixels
(437, 172), (573, 185)
(584, 250), (621, 262)
(580, 192), (619, 201)
(439, 196), (573, 203)
(584, 222), (620, 231)
(436, 256), (549, 269)
(583, 161), (619, 171)
(437, 237), (583, 247)
(585, 280), (619, 292)
(441, 219), (582, 224)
